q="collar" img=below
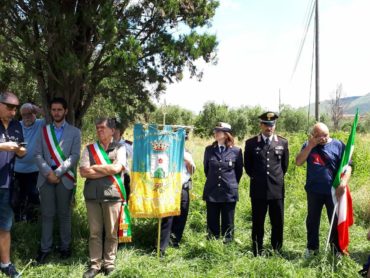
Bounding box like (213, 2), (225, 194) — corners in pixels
(261, 134), (273, 142)
(53, 120), (66, 130)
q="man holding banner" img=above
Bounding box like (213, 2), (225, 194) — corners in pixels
(80, 118), (131, 278)
(34, 97), (81, 264)
(296, 122), (353, 256)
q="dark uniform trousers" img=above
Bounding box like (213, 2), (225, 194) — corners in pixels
(160, 185), (190, 251)
(251, 198), (284, 255)
(206, 201), (236, 240)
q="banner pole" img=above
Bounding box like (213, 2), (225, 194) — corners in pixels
(157, 217), (162, 258)
(325, 202), (338, 252)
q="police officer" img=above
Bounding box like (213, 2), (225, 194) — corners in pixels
(203, 122), (243, 243)
(244, 112), (289, 256)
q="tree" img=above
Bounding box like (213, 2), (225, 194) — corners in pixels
(278, 105), (308, 133)
(0, 0), (218, 127)
(330, 84), (345, 131)
(149, 105), (195, 126)
(194, 102), (229, 137)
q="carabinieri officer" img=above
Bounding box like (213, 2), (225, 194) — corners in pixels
(203, 122), (243, 243)
(244, 112), (289, 256)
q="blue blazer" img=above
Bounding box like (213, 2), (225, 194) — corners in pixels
(203, 144), (243, 202)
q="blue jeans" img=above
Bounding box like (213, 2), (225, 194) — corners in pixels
(306, 191), (340, 251)
(0, 189), (13, 231)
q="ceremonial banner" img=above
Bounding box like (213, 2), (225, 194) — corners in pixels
(130, 124), (185, 218)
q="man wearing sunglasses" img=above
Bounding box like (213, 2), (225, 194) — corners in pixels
(0, 91), (26, 278)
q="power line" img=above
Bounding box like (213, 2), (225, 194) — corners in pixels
(290, 0), (315, 80)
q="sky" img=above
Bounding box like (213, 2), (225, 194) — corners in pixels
(158, 0), (370, 113)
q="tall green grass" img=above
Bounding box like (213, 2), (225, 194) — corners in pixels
(10, 133), (370, 277)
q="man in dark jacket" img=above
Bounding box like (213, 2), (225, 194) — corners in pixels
(244, 112), (289, 256)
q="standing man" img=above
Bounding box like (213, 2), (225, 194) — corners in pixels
(14, 103), (44, 222)
(160, 131), (195, 255)
(296, 122), (351, 256)
(244, 112), (289, 256)
(80, 118), (128, 278)
(0, 91), (26, 278)
(34, 97), (81, 263)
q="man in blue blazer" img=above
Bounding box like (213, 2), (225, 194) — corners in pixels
(34, 97), (81, 264)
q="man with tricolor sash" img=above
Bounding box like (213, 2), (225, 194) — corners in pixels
(34, 97), (81, 264)
(80, 117), (131, 278)
(296, 122), (353, 256)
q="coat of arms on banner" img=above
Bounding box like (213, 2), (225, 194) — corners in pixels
(150, 140), (169, 179)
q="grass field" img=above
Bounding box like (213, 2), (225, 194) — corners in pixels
(9, 132), (370, 277)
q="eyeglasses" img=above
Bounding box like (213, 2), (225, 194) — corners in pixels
(0, 102), (19, 111)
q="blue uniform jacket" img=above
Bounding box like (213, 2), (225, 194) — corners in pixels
(203, 144), (243, 202)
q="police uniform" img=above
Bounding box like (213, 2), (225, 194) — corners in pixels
(203, 123), (243, 241)
(244, 112), (289, 255)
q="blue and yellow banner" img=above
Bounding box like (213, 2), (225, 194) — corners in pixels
(129, 124), (185, 218)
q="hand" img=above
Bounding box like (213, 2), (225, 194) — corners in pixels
(308, 135), (320, 149)
(0, 141), (21, 151)
(335, 184), (346, 200)
(47, 171), (60, 184)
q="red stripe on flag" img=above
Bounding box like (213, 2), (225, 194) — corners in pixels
(337, 186), (353, 252)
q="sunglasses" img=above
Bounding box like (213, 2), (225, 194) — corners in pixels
(1, 102), (19, 111)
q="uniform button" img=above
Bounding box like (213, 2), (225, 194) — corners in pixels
(219, 160), (222, 162)
(267, 151), (270, 154)
(267, 158), (270, 161)
(218, 176), (221, 179)
(219, 168), (222, 170)
(267, 171), (270, 175)
(267, 165), (270, 168)
(218, 184), (221, 187)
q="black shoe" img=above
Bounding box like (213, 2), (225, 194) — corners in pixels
(83, 268), (99, 278)
(0, 263), (21, 278)
(35, 250), (50, 264)
(104, 267), (114, 276)
(60, 249), (71, 259)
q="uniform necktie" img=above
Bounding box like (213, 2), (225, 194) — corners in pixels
(219, 146), (225, 153)
(265, 138), (270, 146)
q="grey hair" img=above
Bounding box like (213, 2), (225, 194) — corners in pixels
(20, 103), (35, 112)
(95, 117), (116, 129)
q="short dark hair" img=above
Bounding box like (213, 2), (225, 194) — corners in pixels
(95, 117), (116, 129)
(49, 97), (68, 109)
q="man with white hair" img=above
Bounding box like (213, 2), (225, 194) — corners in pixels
(14, 103), (44, 222)
(296, 122), (352, 256)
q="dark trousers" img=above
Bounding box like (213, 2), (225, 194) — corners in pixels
(13, 171), (40, 222)
(306, 191), (340, 251)
(206, 201), (236, 240)
(251, 198), (284, 255)
(160, 188), (190, 251)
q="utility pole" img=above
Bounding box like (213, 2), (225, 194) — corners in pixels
(315, 0), (320, 121)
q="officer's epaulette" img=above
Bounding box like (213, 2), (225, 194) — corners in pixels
(276, 135), (288, 141)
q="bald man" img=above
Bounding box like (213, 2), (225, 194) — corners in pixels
(296, 122), (352, 257)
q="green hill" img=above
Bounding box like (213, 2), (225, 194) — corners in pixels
(304, 93), (370, 115)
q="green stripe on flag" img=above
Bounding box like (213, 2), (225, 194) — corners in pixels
(332, 110), (359, 189)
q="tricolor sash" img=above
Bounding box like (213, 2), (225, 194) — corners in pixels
(87, 141), (132, 243)
(43, 125), (76, 182)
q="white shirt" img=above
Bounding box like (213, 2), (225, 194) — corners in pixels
(182, 150), (196, 184)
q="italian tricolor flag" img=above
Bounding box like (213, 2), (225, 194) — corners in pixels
(331, 110), (358, 253)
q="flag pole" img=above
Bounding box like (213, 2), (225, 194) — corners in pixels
(325, 201), (338, 252)
(157, 100), (167, 258)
